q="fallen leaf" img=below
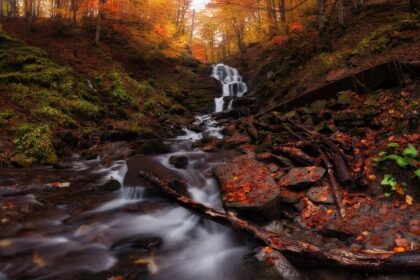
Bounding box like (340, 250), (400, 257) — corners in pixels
(33, 253), (46, 267)
(0, 239), (12, 248)
(107, 276), (123, 280)
(263, 246), (273, 254)
(134, 257), (159, 274)
(395, 237), (409, 248)
(393, 246), (406, 253)
(47, 182), (71, 188)
(405, 195), (413, 205)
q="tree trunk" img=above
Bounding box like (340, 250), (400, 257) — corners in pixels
(95, 0), (105, 46)
(278, 0), (286, 32)
(231, 17), (244, 56)
(189, 9), (195, 48)
(337, 0), (345, 26)
(317, 0), (326, 31)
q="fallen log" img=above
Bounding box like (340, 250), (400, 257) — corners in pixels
(274, 146), (318, 165)
(333, 154), (354, 189)
(138, 171), (420, 272)
(319, 151), (347, 219)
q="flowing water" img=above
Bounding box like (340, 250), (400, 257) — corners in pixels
(0, 65), (251, 280)
(212, 64), (247, 112)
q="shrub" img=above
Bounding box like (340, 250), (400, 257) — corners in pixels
(14, 124), (57, 164)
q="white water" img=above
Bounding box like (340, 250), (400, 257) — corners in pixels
(0, 64), (250, 280)
(212, 63), (247, 112)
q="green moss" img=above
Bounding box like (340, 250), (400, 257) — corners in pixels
(110, 71), (133, 104)
(137, 81), (156, 96)
(64, 99), (100, 119)
(33, 105), (77, 127)
(14, 124), (57, 164)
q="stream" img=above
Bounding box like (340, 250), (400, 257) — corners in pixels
(0, 64), (252, 280)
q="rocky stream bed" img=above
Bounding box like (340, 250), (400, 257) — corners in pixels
(1, 63), (420, 280)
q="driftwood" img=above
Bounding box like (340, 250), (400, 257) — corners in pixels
(274, 146), (318, 165)
(333, 154), (354, 189)
(319, 151), (347, 219)
(139, 171), (420, 272)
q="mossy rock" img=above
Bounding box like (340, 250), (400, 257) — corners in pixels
(10, 153), (37, 167)
(14, 124), (57, 164)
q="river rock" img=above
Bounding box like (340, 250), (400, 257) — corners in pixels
(132, 236), (162, 250)
(53, 162), (73, 169)
(213, 155), (282, 220)
(169, 155), (189, 169)
(136, 140), (171, 154)
(244, 247), (303, 280)
(223, 133), (251, 148)
(278, 167), (325, 189)
(101, 179), (122, 192)
(306, 185), (334, 204)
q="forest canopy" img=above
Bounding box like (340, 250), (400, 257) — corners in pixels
(1, 0), (406, 62)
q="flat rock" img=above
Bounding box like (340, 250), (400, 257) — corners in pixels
(306, 185), (334, 204)
(278, 166), (325, 189)
(213, 155), (282, 219)
(222, 133), (250, 148)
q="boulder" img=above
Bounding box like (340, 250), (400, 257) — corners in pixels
(169, 155), (189, 169)
(136, 140), (171, 154)
(213, 155), (282, 220)
(306, 185), (334, 204)
(101, 178), (122, 192)
(278, 166), (325, 189)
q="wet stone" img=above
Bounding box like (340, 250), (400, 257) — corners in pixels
(136, 140), (171, 154)
(169, 155), (189, 169)
(278, 166), (325, 189)
(132, 236), (163, 250)
(306, 186), (334, 204)
(100, 179), (122, 192)
(267, 163), (279, 173)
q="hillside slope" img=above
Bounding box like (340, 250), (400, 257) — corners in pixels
(237, 0), (419, 111)
(0, 23), (218, 166)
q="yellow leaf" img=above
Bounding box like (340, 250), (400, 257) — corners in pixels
(33, 253), (46, 267)
(0, 239), (12, 248)
(134, 257), (159, 274)
(405, 195), (413, 205)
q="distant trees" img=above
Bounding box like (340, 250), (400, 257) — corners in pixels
(0, 0), (196, 55)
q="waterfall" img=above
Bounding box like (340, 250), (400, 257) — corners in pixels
(212, 63), (247, 113)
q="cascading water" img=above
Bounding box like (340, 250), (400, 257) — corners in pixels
(212, 63), (247, 112)
(0, 64), (250, 280)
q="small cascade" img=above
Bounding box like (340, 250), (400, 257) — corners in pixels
(212, 63), (247, 112)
